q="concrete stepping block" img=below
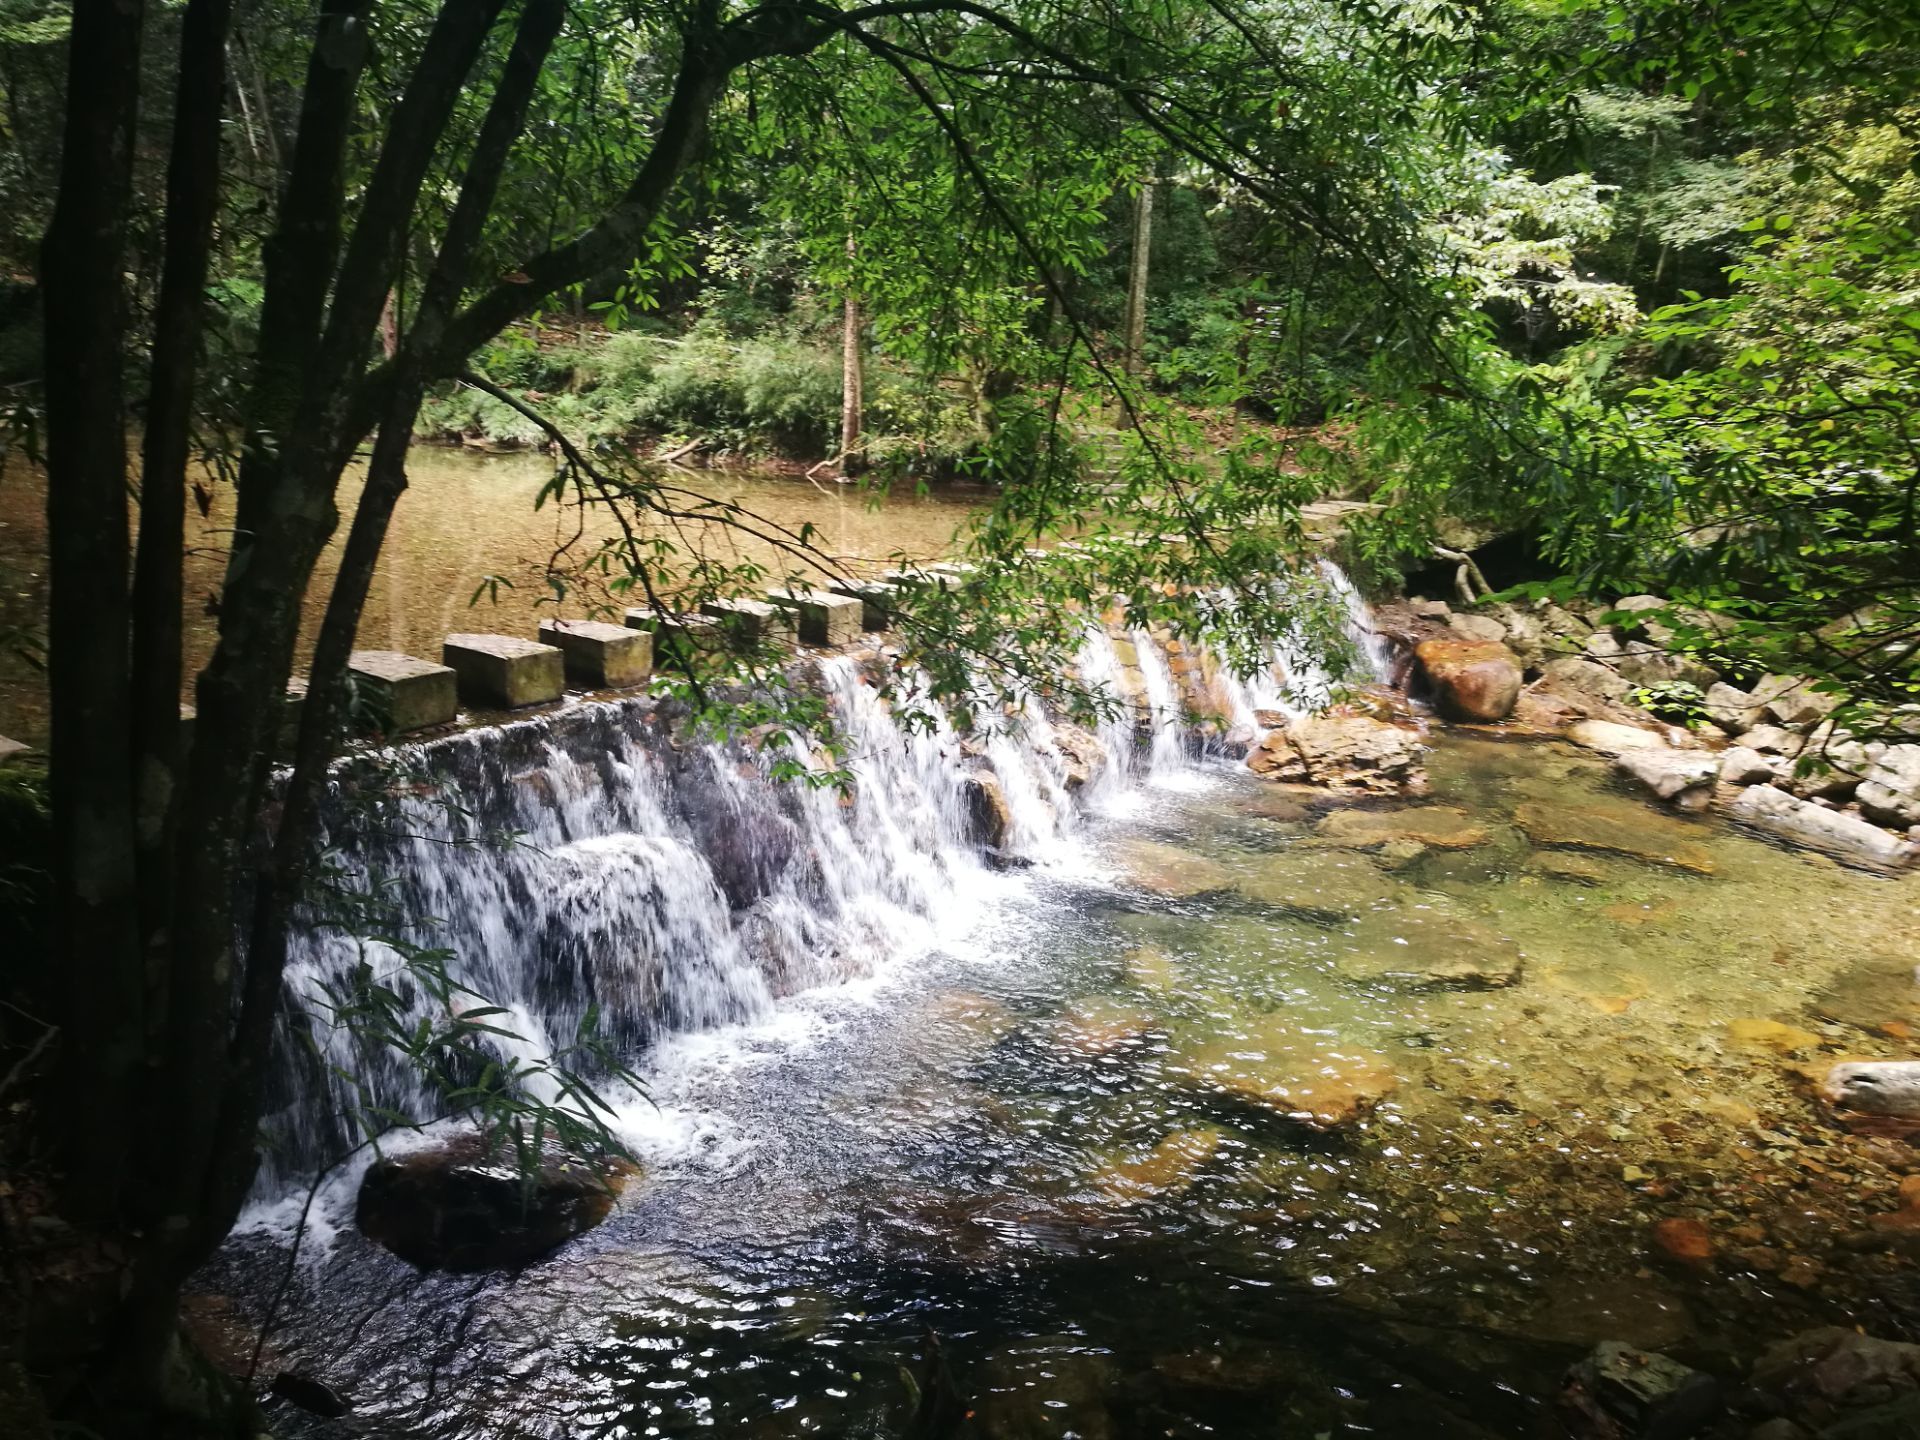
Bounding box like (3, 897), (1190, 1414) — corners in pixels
(537, 618), (653, 689)
(698, 596), (795, 648)
(826, 578), (900, 631)
(879, 564), (936, 591)
(0, 734), (29, 763)
(624, 609), (724, 666)
(349, 650), (458, 732)
(767, 587), (863, 647)
(925, 562), (978, 590)
(441, 634), (564, 709)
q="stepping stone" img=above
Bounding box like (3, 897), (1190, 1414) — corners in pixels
(624, 609), (723, 667)
(441, 634), (564, 709)
(826, 578), (900, 630)
(767, 587), (862, 647)
(0, 734), (30, 763)
(348, 650), (458, 732)
(698, 596), (795, 648)
(925, 562), (978, 590)
(537, 618), (653, 689)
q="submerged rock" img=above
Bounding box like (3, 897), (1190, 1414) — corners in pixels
(1115, 838), (1233, 898)
(1334, 901), (1525, 990)
(1123, 944), (1180, 994)
(1313, 804), (1490, 851)
(1089, 1126), (1225, 1203)
(1414, 637), (1523, 721)
(1054, 996), (1155, 1056)
(1726, 1018), (1824, 1055)
(1247, 714), (1425, 793)
(1530, 852), (1610, 886)
(1650, 1217), (1715, 1271)
(1234, 847), (1406, 922)
(1513, 800), (1717, 875)
(357, 1135), (632, 1272)
(1172, 1016), (1397, 1132)
(1728, 785), (1917, 870)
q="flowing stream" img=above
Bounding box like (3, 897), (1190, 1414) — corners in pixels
(204, 571), (1920, 1440)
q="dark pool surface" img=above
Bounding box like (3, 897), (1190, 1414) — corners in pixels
(205, 735), (1920, 1438)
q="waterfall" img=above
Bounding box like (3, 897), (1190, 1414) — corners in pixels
(259, 566), (1380, 1198)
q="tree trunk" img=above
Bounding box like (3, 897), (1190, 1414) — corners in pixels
(840, 236), (863, 474)
(130, 0), (234, 1081)
(1121, 171), (1154, 375)
(40, 0), (147, 1215)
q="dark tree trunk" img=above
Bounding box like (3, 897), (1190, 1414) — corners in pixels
(130, 0), (235, 1081)
(40, 0), (147, 1215)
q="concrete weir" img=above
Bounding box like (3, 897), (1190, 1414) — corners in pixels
(442, 634), (565, 709)
(538, 618), (654, 689)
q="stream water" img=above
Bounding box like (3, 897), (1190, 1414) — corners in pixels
(200, 604), (1920, 1439)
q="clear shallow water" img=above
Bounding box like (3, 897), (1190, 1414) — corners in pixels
(207, 734), (1920, 1439)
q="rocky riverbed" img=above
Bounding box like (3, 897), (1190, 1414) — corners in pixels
(203, 725), (1920, 1440)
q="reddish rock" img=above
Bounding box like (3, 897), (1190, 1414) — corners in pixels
(1414, 638), (1523, 722)
(1651, 1217), (1715, 1270)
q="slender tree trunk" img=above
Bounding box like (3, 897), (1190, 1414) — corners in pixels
(40, 0), (147, 1213)
(840, 236), (863, 474)
(1121, 171), (1154, 375)
(130, 0), (234, 1073)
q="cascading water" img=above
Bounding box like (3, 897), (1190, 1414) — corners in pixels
(258, 565), (1381, 1201)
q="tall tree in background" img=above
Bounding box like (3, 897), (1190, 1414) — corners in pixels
(1121, 169), (1154, 373)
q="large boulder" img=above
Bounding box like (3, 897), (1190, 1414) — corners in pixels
(1538, 656), (1635, 704)
(1727, 785), (1918, 870)
(1703, 682), (1765, 734)
(1247, 714), (1425, 793)
(1448, 612), (1508, 644)
(1613, 750), (1719, 811)
(1719, 746), (1781, 786)
(1857, 746), (1920, 828)
(357, 1135), (632, 1271)
(1414, 638), (1523, 721)
(1751, 674), (1840, 728)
